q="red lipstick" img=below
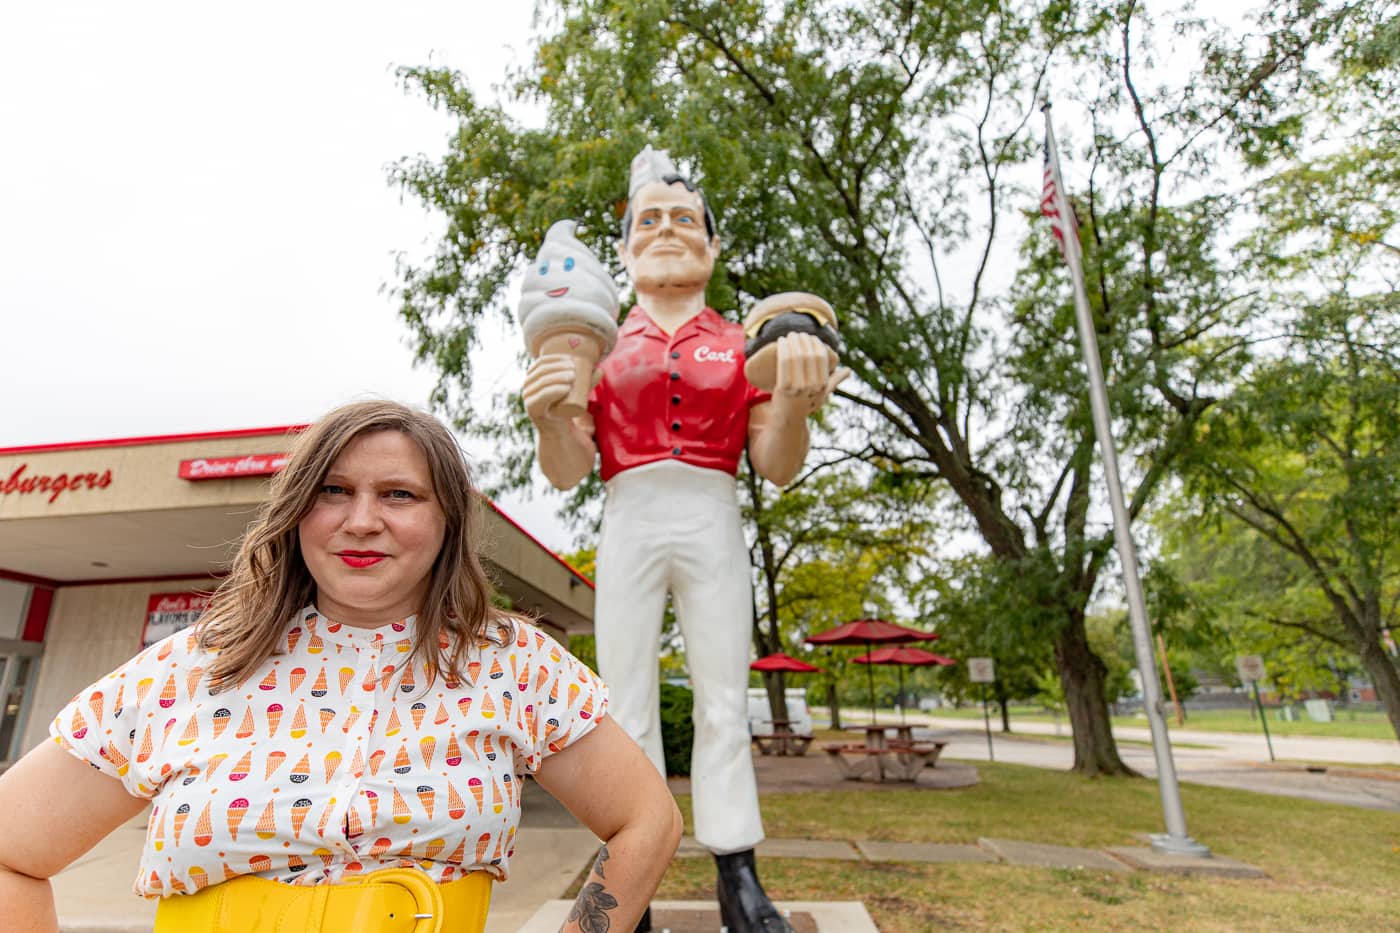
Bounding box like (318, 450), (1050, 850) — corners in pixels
(338, 551), (386, 568)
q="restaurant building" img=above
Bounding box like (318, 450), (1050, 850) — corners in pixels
(0, 426), (594, 770)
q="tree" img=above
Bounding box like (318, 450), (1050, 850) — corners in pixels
(391, 0), (1354, 773)
(1174, 2), (1400, 740)
(1157, 504), (1369, 701)
(745, 460), (943, 725)
(1181, 314), (1400, 739)
(923, 556), (1055, 731)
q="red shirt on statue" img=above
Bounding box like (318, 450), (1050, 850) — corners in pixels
(588, 307), (770, 482)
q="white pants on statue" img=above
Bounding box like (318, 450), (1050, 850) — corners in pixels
(594, 459), (763, 855)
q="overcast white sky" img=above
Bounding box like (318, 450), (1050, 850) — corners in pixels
(0, 2), (581, 547)
(0, 2), (1267, 560)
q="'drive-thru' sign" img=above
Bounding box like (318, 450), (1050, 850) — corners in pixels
(178, 454), (288, 481)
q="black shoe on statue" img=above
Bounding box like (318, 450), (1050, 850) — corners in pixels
(714, 849), (794, 933)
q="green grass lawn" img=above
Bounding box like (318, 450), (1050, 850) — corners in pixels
(659, 761), (1400, 931)
(911, 704), (1399, 741)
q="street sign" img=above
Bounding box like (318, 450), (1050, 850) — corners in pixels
(1236, 655), (1266, 684)
(966, 657), (997, 761)
(1237, 654), (1277, 762)
(968, 657), (995, 683)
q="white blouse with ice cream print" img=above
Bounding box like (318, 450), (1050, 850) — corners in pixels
(49, 607), (606, 897)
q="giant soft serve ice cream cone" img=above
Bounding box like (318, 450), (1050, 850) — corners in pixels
(518, 220), (620, 417)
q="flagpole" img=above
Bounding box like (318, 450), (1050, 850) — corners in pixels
(1041, 99), (1209, 858)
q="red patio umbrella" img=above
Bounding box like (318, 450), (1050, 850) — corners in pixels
(805, 618), (940, 646)
(750, 651), (824, 673)
(851, 646), (957, 723)
(805, 618), (940, 723)
(751, 652), (823, 748)
(853, 646), (956, 666)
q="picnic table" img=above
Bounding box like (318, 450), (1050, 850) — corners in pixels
(750, 720), (814, 757)
(822, 725), (946, 781)
(847, 724), (917, 750)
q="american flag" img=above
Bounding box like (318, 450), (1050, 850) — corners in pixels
(1040, 111), (1079, 265)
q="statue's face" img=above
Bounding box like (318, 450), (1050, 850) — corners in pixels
(619, 180), (719, 294)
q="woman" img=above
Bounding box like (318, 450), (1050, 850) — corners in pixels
(0, 401), (681, 932)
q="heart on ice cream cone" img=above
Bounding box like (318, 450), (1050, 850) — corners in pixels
(537, 327), (605, 418)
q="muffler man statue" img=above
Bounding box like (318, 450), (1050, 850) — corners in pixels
(521, 146), (845, 932)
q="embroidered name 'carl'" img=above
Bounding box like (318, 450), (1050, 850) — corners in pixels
(693, 345), (736, 363)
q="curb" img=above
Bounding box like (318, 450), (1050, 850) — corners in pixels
(1242, 761), (1400, 783)
(673, 835), (1267, 878)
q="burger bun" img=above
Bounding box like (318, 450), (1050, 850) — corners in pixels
(742, 292), (841, 391)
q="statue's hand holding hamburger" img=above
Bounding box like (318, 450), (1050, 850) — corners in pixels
(743, 292), (849, 416)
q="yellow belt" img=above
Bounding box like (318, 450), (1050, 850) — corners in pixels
(153, 867), (491, 933)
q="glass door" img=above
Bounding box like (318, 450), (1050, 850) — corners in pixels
(0, 641), (43, 769)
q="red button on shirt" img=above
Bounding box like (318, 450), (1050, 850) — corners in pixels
(589, 307), (770, 482)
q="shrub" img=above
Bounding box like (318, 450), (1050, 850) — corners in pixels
(659, 682), (694, 776)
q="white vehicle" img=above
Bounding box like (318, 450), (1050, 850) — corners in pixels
(747, 688), (813, 735)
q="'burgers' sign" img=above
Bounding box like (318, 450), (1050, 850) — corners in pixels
(2, 464), (113, 504)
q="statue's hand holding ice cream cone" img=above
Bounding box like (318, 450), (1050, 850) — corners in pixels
(519, 221), (620, 421)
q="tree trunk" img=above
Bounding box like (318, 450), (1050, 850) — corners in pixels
(744, 468), (792, 732)
(762, 669), (791, 726)
(1054, 614), (1134, 775)
(994, 676), (1012, 733)
(1355, 637), (1400, 744)
(1317, 590), (1400, 743)
(1328, 659), (1349, 709)
(826, 680), (842, 730)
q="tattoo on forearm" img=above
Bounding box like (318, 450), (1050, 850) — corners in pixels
(564, 845), (616, 932)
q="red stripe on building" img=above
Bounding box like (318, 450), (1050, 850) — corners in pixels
(0, 425), (308, 456)
(482, 500), (595, 590)
(22, 586), (53, 642)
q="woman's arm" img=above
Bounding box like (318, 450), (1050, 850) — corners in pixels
(532, 715), (682, 933)
(0, 740), (149, 933)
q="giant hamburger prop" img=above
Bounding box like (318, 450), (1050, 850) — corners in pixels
(742, 292), (841, 391)
(518, 220), (620, 417)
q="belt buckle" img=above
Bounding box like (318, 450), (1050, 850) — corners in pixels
(361, 867), (443, 932)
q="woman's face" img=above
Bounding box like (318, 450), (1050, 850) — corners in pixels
(298, 430), (447, 628)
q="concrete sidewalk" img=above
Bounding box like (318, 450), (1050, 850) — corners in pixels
(517, 833), (1262, 931)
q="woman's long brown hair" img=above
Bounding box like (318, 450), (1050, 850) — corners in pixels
(196, 400), (513, 689)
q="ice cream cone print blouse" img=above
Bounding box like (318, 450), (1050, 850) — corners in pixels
(49, 607), (607, 896)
